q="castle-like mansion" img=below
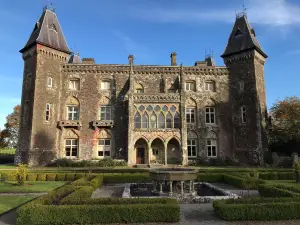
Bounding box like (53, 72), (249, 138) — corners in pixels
(16, 7), (268, 166)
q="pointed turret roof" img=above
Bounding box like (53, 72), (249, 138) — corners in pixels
(221, 14), (267, 58)
(20, 8), (71, 54)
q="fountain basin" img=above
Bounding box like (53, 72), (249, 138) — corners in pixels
(149, 168), (199, 181)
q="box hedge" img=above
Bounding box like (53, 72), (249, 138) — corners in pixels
(60, 186), (94, 204)
(65, 173), (75, 181)
(46, 174), (57, 181)
(223, 174), (265, 189)
(259, 172), (295, 180)
(213, 197), (300, 221)
(196, 173), (224, 182)
(26, 174), (37, 181)
(258, 183), (300, 197)
(103, 173), (150, 183)
(55, 173), (66, 181)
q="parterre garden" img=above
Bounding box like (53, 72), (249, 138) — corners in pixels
(0, 165), (300, 224)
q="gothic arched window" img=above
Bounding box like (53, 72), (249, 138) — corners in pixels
(166, 112), (173, 128)
(134, 112), (141, 129)
(142, 112), (149, 128)
(158, 112), (165, 128)
(174, 112), (180, 128)
(150, 112), (157, 128)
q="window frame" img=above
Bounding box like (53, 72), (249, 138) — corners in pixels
(97, 138), (111, 158)
(100, 105), (112, 120)
(185, 81), (196, 91)
(69, 79), (80, 91)
(186, 107), (196, 124)
(204, 81), (215, 92)
(241, 106), (247, 123)
(47, 77), (53, 88)
(100, 81), (111, 90)
(187, 139), (197, 158)
(205, 107), (215, 124)
(45, 103), (51, 122)
(65, 139), (78, 157)
(207, 139), (217, 158)
(67, 106), (79, 120)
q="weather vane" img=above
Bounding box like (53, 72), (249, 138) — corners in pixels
(236, 3), (247, 18)
(43, 1), (55, 12)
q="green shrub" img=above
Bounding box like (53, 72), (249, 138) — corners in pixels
(223, 174), (265, 189)
(213, 197), (300, 221)
(258, 184), (300, 197)
(196, 173), (224, 182)
(7, 172), (17, 181)
(36, 174), (46, 181)
(90, 175), (103, 189)
(74, 173), (86, 180)
(71, 177), (90, 187)
(56, 173), (66, 181)
(103, 173), (150, 183)
(15, 164), (28, 186)
(60, 186), (94, 204)
(26, 174), (37, 181)
(65, 173), (75, 181)
(46, 173), (57, 181)
(17, 203), (180, 225)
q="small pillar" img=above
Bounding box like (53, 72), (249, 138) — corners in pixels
(159, 182), (163, 193)
(192, 181), (195, 192)
(180, 181), (184, 194)
(152, 181), (157, 191)
(189, 181), (192, 193)
(169, 181), (173, 194)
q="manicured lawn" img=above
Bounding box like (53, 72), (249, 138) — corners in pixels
(0, 195), (35, 214)
(0, 148), (16, 154)
(0, 181), (66, 193)
(0, 164), (16, 169)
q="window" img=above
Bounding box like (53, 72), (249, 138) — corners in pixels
(174, 112), (180, 128)
(135, 83), (144, 93)
(101, 81), (111, 90)
(134, 112), (141, 129)
(207, 140), (217, 157)
(150, 112), (157, 128)
(69, 79), (79, 90)
(187, 139), (197, 158)
(47, 77), (52, 88)
(98, 139), (111, 158)
(166, 112), (173, 128)
(241, 106), (247, 123)
(45, 103), (51, 121)
(239, 81), (244, 92)
(186, 108), (195, 124)
(142, 112), (149, 128)
(185, 81), (196, 91)
(152, 148), (159, 156)
(67, 106), (79, 120)
(65, 139), (78, 157)
(100, 106), (111, 120)
(205, 81), (215, 91)
(158, 112), (165, 128)
(205, 107), (215, 124)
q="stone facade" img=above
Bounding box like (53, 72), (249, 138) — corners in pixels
(15, 8), (269, 166)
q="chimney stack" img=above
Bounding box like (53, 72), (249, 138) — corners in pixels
(128, 55), (134, 64)
(170, 52), (177, 66)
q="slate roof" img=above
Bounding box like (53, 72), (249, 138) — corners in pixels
(20, 9), (71, 54)
(221, 15), (267, 58)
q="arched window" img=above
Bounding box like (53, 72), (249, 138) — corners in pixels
(158, 112), (165, 128)
(135, 83), (144, 93)
(174, 112), (180, 128)
(142, 112), (149, 128)
(150, 112), (157, 128)
(166, 112), (173, 128)
(134, 112), (141, 129)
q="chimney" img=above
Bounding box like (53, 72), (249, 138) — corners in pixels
(82, 58), (95, 64)
(128, 55), (134, 64)
(170, 52), (177, 66)
(205, 56), (216, 66)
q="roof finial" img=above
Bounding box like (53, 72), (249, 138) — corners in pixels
(43, 1), (56, 13)
(236, 2), (247, 18)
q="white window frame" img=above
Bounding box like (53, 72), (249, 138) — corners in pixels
(67, 106), (79, 120)
(187, 139), (197, 158)
(45, 103), (51, 122)
(98, 138), (111, 158)
(65, 139), (78, 157)
(185, 81), (196, 91)
(69, 79), (79, 90)
(186, 107), (196, 124)
(241, 106), (247, 123)
(205, 107), (215, 124)
(204, 81), (215, 92)
(207, 139), (217, 158)
(100, 105), (111, 120)
(47, 77), (53, 88)
(101, 81), (111, 90)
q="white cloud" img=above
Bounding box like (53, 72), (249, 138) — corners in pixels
(129, 0), (300, 27)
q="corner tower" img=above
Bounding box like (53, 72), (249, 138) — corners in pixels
(16, 7), (71, 165)
(222, 13), (268, 165)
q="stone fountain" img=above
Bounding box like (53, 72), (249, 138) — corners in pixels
(149, 168), (199, 196)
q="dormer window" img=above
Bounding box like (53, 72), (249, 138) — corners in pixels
(69, 79), (79, 90)
(135, 83), (144, 93)
(185, 81), (196, 91)
(101, 81), (111, 90)
(204, 81), (215, 92)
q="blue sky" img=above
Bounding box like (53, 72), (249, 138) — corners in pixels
(0, 0), (300, 129)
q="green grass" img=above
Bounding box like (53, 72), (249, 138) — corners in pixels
(0, 195), (35, 214)
(266, 180), (300, 186)
(0, 181), (66, 193)
(0, 148), (16, 154)
(0, 164), (16, 169)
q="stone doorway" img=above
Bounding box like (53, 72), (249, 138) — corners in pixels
(134, 138), (148, 164)
(150, 138), (165, 164)
(136, 147), (145, 164)
(167, 138), (181, 164)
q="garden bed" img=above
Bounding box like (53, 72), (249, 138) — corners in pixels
(0, 181), (66, 193)
(0, 196), (35, 215)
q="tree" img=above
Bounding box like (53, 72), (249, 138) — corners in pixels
(269, 97), (300, 154)
(0, 105), (21, 148)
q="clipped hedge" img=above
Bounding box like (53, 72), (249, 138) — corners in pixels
(223, 174), (265, 189)
(26, 174), (37, 181)
(196, 173), (224, 182)
(103, 173), (150, 183)
(213, 197), (300, 221)
(259, 172), (295, 180)
(71, 177), (90, 187)
(60, 186), (94, 205)
(36, 174), (46, 181)
(90, 175), (104, 188)
(55, 173), (66, 181)
(46, 174), (57, 181)
(65, 173), (75, 181)
(258, 183), (300, 197)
